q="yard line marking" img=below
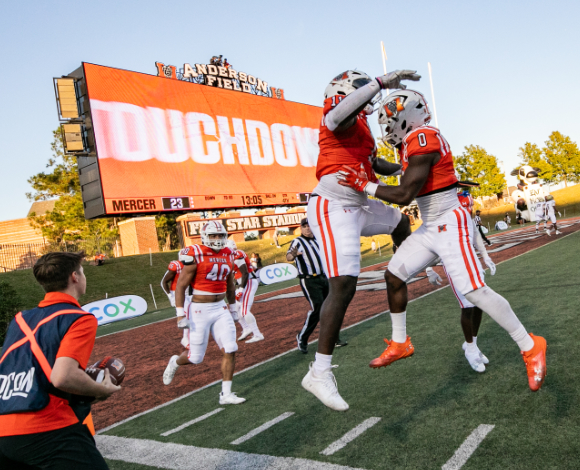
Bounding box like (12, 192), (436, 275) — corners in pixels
(97, 229), (580, 434)
(320, 417), (381, 456)
(441, 424), (495, 470)
(160, 408), (224, 437)
(96, 435), (366, 470)
(230, 412), (294, 445)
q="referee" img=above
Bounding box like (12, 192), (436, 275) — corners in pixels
(474, 210), (492, 245)
(287, 218), (346, 354)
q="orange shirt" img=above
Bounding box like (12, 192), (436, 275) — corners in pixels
(316, 96), (378, 183)
(401, 126), (457, 197)
(0, 292), (97, 437)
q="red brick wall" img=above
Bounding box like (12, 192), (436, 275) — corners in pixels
(118, 217), (159, 256)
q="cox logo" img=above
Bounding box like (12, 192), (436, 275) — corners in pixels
(258, 263), (298, 285)
(82, 295), (148, 326)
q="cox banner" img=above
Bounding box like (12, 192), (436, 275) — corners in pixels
(258, 263), (298, 285)
(82, 295), (148, 326)
(83, 63), (322, 213)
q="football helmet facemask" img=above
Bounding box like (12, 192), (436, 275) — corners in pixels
(201, 221), (228, 250)
(378, 90), (431, 146)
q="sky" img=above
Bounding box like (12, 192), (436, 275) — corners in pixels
(1, 0), (579, 221)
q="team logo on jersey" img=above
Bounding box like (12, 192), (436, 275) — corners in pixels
(438, 224), (447, 232)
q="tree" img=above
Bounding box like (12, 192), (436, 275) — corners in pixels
(0, 282), (22, 344)
(156, 214), (179, 250)
(27, 127), (117, 242)
(454, 145), (506, 198)
(517, 142), (553, 183)
(376, 141), (400, 187)
(543, 131), (580, 188)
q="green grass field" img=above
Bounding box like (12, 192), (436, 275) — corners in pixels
(99, 229), (580, 469)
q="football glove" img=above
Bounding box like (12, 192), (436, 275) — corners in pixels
(425, 267), (443, 286)
(483, 255), (496, 275)
(376, 70), (421, 90)
(337, 164), (378, 195)
(228, 304), (239, 322)
(235, 288), (243, 302)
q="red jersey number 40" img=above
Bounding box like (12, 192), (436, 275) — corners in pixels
(206, 264), (230, 281)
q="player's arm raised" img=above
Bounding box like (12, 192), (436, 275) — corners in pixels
(338, 152), (438, 205)
(327, 70), (421, 133)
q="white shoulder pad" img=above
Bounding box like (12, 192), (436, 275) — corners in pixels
(179, 248), (195, 266)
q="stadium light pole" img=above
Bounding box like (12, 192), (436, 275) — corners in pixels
(427, 62), (439, 128)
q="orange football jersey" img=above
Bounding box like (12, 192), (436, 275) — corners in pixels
(316, 96), (378, 183)
(167, 260), (184, 291)
(180, 245), (234, 295)
(401, 126), (457, 197)
(233, 249), (254, 274)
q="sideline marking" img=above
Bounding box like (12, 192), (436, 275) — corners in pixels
(441, 424), (495, 470)
(96, 435), (365, 470)
(320, 417), (381, 456)
(161, 408), (224, 437)
(230, 412), (295, 445)
(97, 229), (580, 434)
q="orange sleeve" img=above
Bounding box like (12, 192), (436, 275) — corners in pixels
(406, 129), (442, 158)
(168, 261), (178, 272)
(56, 315), (98, 369)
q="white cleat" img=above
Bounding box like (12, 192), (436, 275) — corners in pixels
(238, 329), (252, 341)
(301, 363), (349, 411)
(181, 336), (189, 348)
(219, 392), (246, 405)
(545, 229), (552, 236)
(245, 333), (264, 343)
(177, 318), (189, 329)
(163, 356), (180, 385)
(465, 349), (485, 373)
(556, 230), (562, 235)
(463, 342), (489, 365)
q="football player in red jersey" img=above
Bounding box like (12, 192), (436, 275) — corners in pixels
(161, 259), (191, 348)
(301, 69), (421, 411)
(162, 221), (246, 405)
(338, 90), (547, 393)
(425, 187), (496, 372)
(226, 240), (264, 343)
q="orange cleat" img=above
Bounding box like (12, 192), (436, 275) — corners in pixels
(521, 333), (547, 391)
(369, 336), (414, 368)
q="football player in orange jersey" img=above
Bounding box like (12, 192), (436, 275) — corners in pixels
(301, 69), (420, 412)
(338, 90), (547, 394)
(226, 240), (264, 343)
(425, 187), (496, 373)
(163, 221), (245, 405)
(161, 259), (191, 348)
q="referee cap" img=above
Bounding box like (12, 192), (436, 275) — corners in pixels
(300, 218), (309, 226)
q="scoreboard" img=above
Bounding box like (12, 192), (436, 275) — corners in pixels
(55, 63), (321, 218)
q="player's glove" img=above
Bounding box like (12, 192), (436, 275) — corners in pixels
(376, 70), (421, 90)
(235, 288), (243, 302)
(337, 164), (378, 196)
(483, 255), (496, 275)
(167, 293), (175, 307)
(228, 304), (239, 322)
(425, 267), (443, 286)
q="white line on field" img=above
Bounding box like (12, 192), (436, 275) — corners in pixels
(441, 424), (495, 470)
(230, 412), (294, 445)
(160, 408), (224, 437)
(97, 228), (580, 434)
(320, 417), (381, 456)
(96, 435), (366, 470)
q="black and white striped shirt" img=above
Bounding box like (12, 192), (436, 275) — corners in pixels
(474, 215), (482, 226)
(288, 236), (324, 276)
